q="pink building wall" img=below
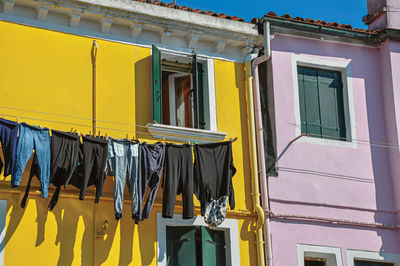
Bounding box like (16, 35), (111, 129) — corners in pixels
(268, 33), (400, 265)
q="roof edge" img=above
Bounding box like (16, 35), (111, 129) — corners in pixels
(259, 16), (379, 47)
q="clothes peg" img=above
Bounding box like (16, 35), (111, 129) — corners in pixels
(229, 137), (238, 143)
(73, 129), (78, 134)
(126, 134), (129, 140)
(98, 130), (101, 137)
(89, 130), (91, 136)
(39, 123), (42, 129)
(17, 116), (19, 123)
(70, 127), (74, 133)
(105, 133), (107, 138)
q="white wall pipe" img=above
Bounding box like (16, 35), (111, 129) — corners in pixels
(251, 21), (273, 266)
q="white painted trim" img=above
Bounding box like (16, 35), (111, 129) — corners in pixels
(147, 123), (226, 143)
(156, 213), (240, 266)
(0, 200), (7, 266)
(291, 54), (358, 149)
(347, 249), (400, 266)
(207, 58), (218, 131)
(0, 13), (247, 63)
(297, 244), (343, 266)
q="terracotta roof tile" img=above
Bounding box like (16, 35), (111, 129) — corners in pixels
(254, 11), (378, 34)
(135, 0), (246, 22)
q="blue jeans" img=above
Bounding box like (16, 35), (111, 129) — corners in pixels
(12, 123), (51, 198)
(108, 140), (139, 220)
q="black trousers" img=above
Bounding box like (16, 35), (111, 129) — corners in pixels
(162, 144), (194, 219)
(194, 141), (236, 215)
(134, 143), (165, 223)
(69, 136), (108, 203)
(47, 130), (80, 211)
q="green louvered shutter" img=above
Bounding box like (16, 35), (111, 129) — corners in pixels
(317, 69), (346, 140)
(201, 227), (226, 266)
(299, 67), (321, 137)
(192, 54), (205, 129)
(354, 261), (394, 266)
(166, 226), (197, 266)
(152, 45), (162, 123)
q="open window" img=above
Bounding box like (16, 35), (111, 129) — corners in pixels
(166, 226), (226, 266)
(152, 45), (208, 130)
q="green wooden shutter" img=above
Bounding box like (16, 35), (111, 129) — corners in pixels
(333, 71), (346, 140)
(299, 67), (321, 137)
(201, 227), (226, 266)
(152, 45), (162, 123)
(192, 54), (205, 129)
(354, 260), (394, 266)
(166, 226), (197, 266)
(298, 67), (307, 135)
(317, 69), (346, 140)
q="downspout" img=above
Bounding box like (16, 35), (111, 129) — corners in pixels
(251, 22), (273, 266)
(245, 49), (265, 266)
(91, 40), (98, 134)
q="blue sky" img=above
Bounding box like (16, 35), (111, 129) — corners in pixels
(169, 0), (368, 29)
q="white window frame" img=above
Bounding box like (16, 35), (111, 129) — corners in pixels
(291, 54), (357, 149)
(156, 213), (240, 266)
(0, 200), (6, 266)
(347, 249), (400, 266)
(297, 244), (343, 266)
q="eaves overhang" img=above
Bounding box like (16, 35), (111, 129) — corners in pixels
(259, 16), (380, 47)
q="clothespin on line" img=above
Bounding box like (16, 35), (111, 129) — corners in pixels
(98, 130), (101, 137)
(229, 137), (238, 143)
(17, 116), (19, 123)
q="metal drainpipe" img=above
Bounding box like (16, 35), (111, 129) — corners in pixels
(91, 40), (98, 134)
(251, 21), (273, 266)
(245, 48), (265, 266)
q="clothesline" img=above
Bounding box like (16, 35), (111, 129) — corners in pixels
(0, 112), (237, 143)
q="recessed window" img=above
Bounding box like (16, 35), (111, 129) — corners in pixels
(152, 45), (209, 130)
(305, 257), (327, 266)
(297, 66), (346, 141)
(166, 226), (226, 266)
(354, 260), (394, 266)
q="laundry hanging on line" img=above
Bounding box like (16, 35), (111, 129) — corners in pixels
(0, 117), (237, 227)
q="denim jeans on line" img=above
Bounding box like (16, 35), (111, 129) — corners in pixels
(108, 140), (139, 220)
(11, 123), (51, 198)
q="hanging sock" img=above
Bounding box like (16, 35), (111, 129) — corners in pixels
(194, 141), (236, 227)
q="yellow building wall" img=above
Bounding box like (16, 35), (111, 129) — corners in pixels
(0, 20), (257, 265)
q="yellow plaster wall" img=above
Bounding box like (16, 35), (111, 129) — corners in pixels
(0, 20), (257, 265)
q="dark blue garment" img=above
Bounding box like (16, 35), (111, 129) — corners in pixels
(12, 123), (51, 198)
(0, 118), (19, 177)
(134, 143), (165, 223)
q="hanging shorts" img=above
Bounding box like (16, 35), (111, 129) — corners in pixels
(162, 143), (194, 219)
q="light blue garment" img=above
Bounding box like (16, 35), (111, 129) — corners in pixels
(108, 140), (139, 220)
(11, 123), (51, 198)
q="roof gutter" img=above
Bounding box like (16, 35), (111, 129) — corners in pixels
(250, 21), (273, 266)
(259, 16), (379, 46)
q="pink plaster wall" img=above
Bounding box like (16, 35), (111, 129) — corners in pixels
(268, 34), (400, 265)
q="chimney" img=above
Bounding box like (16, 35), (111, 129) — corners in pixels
(364, 0), (400, 30)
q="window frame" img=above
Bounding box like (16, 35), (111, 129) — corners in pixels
(156, 213), (240, 266)
(291, 54), (357, 149)
(297, 244), (343, 266)
(148, 46), (226, 143)
(347, 250), (400, 266)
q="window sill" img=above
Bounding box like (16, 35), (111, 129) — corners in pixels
(146, 123), (227, 143)
(299, 135), (357, 149)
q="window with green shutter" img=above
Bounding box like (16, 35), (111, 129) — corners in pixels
(354, 260), (394, 266)
(151, 46), (208, 129)
(297, 66), (347, 141)
(166, 226), (227, 266)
